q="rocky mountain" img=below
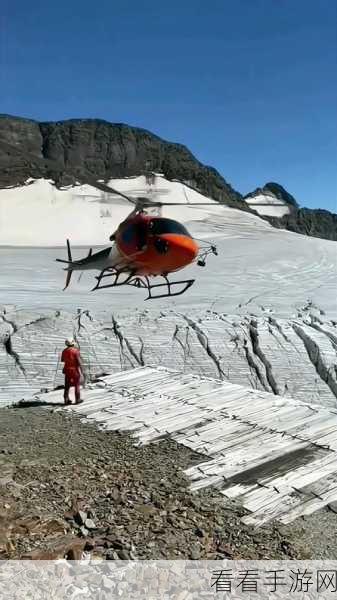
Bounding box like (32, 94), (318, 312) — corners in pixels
(267, 207), (337, 241)
(245, 182), (299, 208)
(0, 114), (336, 240)
(244, 182), (296, 219)
(0, 114), (246, 208)
(245, 182), (337, 241)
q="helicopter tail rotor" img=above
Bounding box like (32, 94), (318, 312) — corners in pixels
(56, 239), (74, 290)
(63, 239), (74, 290)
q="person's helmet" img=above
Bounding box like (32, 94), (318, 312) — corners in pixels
(65, 338), (75, 347)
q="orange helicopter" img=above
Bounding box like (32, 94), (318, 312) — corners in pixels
(56, 181), (217, 300)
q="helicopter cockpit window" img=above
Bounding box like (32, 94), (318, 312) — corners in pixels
(121, 224), (138, 244)
(121, 223), (147, 248)
(149, 219), (192, 237)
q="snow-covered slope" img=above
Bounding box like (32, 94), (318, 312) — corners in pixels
(0, 175), (268, 246)
(1, 174), (335, 318)
(0, 219), (335, 318)
(245, 191), (291, 217)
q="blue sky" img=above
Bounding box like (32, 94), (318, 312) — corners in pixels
(1, 0), (336, 211)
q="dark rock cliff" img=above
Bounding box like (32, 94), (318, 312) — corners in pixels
(0, 115), (244, 207)
(267, 208), (337, 241)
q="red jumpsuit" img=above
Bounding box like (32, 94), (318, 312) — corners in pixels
(61, 346), (81, 403)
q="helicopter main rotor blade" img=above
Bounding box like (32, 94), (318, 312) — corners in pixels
(138, 201), (220, 207)
(83, 177), (137, 205)
(81, 175), (223, 208)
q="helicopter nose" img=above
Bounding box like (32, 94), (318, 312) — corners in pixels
(160, 234), (199, 264)
(154, 238), (169, 254)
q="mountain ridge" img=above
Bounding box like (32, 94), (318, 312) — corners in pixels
(0, 114), (243, 206)
(1, 114), (336, 240)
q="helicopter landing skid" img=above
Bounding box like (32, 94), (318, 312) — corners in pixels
(92, 268), (195, 300)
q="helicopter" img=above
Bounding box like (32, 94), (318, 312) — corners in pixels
(56, 179), (218, 300)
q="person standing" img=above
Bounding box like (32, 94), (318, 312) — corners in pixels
(61, 338), (84, 405)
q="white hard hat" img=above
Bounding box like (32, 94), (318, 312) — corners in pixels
(65, 338), (75, 347)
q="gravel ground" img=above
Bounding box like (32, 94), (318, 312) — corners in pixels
(0, 405), (336, 560)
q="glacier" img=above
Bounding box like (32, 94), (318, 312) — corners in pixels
(0, 175), (336, 409)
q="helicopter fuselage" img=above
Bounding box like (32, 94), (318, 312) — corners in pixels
(114, 212), (199, 276)
(58, 213), (199, 277)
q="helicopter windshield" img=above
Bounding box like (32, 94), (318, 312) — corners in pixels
(121, 222), (147, 249)
(149, 219), (192, 237)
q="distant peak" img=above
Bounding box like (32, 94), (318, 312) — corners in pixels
(245, 182), (298, 207)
